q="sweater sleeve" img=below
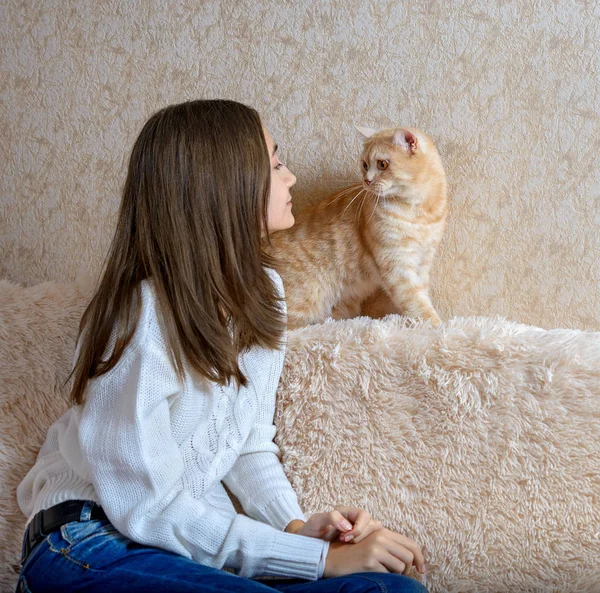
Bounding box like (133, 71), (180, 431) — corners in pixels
(77, 335), (327, 580)
(222, 430), (306, 530)
(222, 266), (307, 526)
(222, 411), (331, 580)
(222, 267), (304, 531)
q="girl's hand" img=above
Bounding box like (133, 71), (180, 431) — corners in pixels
(328, 506), (384, 544)
(324, 527), (427, 578)
(293, 506), (383, 543)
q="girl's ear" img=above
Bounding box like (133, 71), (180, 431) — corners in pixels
(392, 128), (419, 154)
(355, 125), (379, 139)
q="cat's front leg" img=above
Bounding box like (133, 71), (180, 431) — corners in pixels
(284, 283), (337, 330)
(383, 268), (441, 326)
(287, 308), (333, 330)
(421, 307), (442, 326)
(418, 245), (437, 294)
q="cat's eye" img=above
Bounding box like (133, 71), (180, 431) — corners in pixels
(377, 160), (389, 171)
(362, 161), (368, 171)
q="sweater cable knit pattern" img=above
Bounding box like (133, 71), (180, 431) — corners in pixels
(16, 267), (330, 580)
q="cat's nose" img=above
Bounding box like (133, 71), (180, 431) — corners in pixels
(365, 179), (372, 185)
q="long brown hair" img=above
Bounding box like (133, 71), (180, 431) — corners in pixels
(65, 99), (285, 406)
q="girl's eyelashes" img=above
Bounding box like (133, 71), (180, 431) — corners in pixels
(275, 161), (285, 170)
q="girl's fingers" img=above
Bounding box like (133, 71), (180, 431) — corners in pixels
(380, 550), (407, 575)
(389, 531), (426, 573)
(332, 506), (359, 524)
(319, 524), (339, 541)
(330, 509), (353, 532)
(305, 512), (339, 537)
(334, 508), (370, 536)
(333, 505), (372, 526)
(386, 542), (417, 574)
(351, 510), (371, 535)
(347, 518), (382, 543)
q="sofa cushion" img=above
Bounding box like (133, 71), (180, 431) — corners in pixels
(275, 315), (600, 592)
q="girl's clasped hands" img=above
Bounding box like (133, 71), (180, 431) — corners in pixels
(290, 506), (427, 578)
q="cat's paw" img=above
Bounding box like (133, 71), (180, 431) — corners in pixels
(425, 313), (442, 327)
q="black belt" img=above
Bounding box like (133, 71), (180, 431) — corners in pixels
(22, 500), (108, 565)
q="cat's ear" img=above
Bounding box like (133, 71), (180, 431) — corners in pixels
(355, 125), (379, 139)
(392, 128), (418, 154)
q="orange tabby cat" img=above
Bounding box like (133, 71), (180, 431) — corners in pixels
(264, 126), (448, 329)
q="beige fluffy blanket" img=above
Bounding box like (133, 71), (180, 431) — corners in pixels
(1, 275), (599, 592)
(276, 316), (600, 592)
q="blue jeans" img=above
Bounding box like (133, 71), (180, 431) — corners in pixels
(17, 501), (429, 593)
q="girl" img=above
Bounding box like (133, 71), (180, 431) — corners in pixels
(15, 99), (428, 593)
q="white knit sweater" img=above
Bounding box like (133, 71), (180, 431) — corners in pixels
(17, 268), (330, 580)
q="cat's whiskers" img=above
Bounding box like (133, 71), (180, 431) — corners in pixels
(341, 188), (366, 219)
(367, 188), (383, 224)
(326, 184), (364, 206)
(325, 187), (362, 207)
(357, 188), (375, 224)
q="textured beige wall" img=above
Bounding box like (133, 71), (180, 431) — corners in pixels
(2, 0), (599, 330)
